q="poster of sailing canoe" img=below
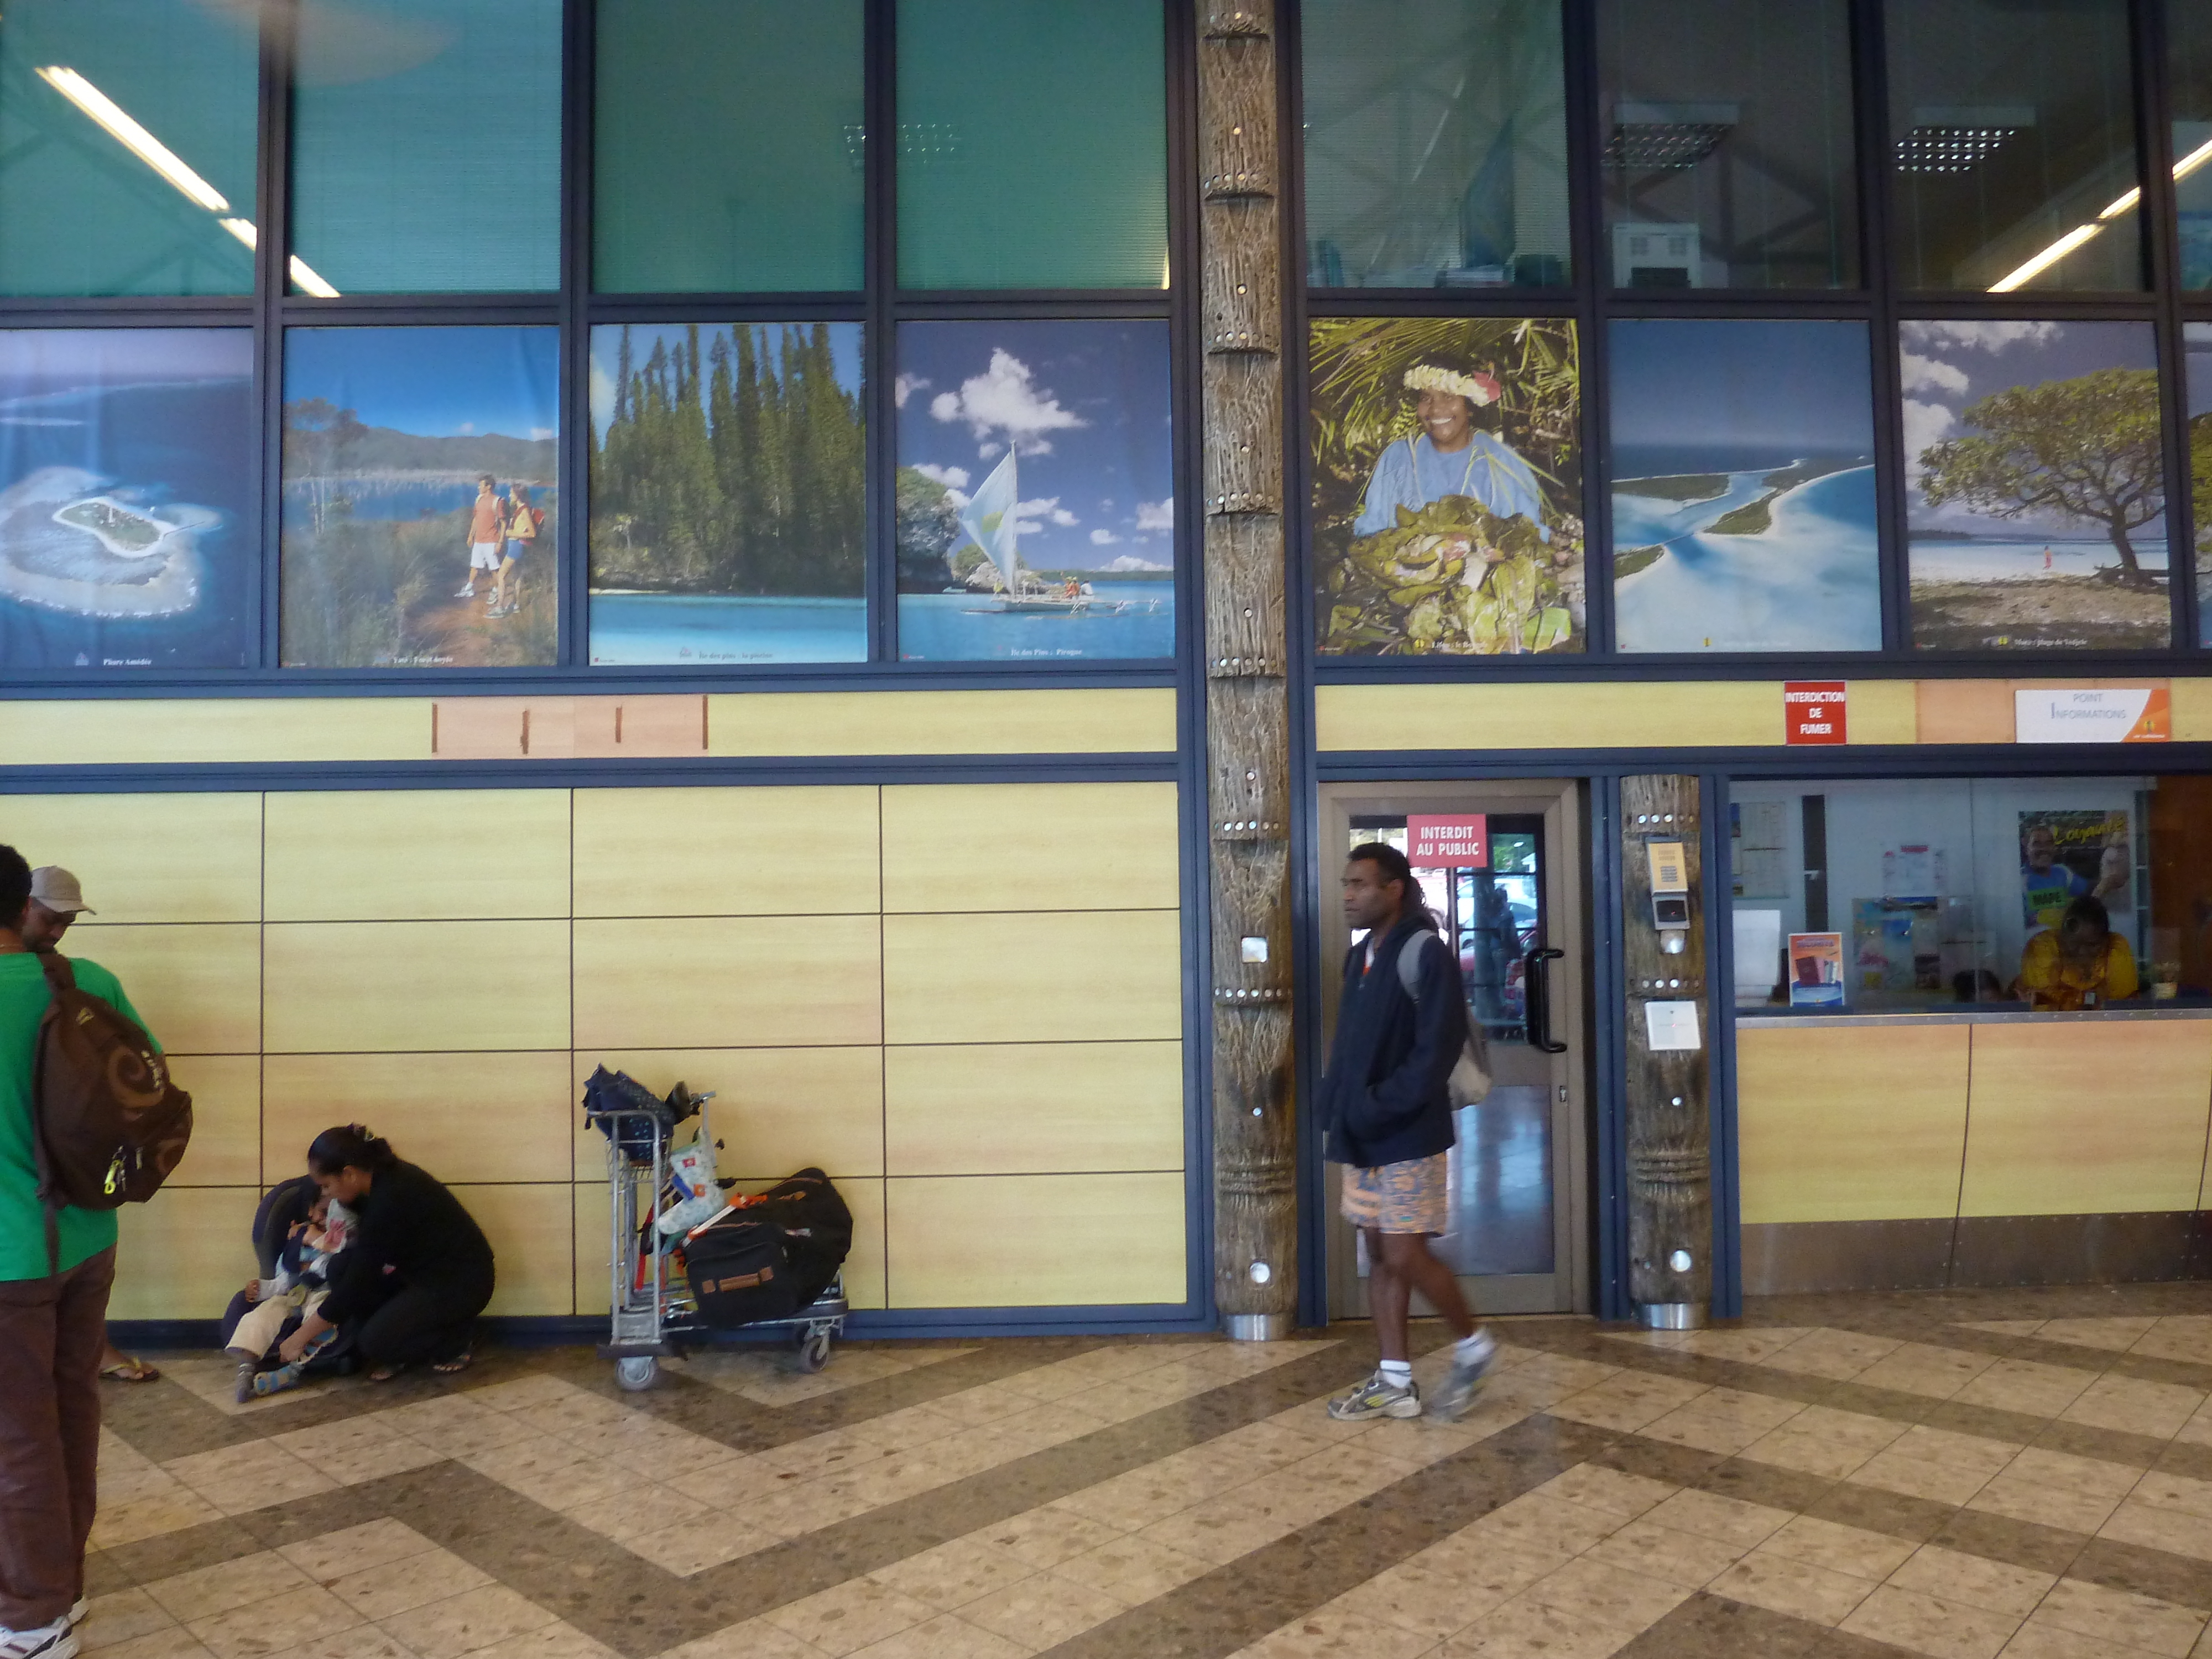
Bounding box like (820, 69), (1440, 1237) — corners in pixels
(895, 320), (1174, 661)
(1311, 317), (1583, 655)
(0, 329), (252, 670)
(2187, 322), (2212, 646)
(1902, 320), (2169, 651)
(281, 326), (559, 668)
(588, 322), (865, 665)
(1609, 319), (1880, 653)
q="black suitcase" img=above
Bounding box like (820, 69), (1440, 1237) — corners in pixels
(682, 1167), (853, 1329)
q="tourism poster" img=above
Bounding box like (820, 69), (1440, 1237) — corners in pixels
(1609, 320), (1879, 653)
(2187, 322), (2212, 645)
(1311, 316), (1583, 655)
(1787, 932), (1844, 1006)
(588, 322), (864, 665)
(1901, 320), (2169, 651)
(2019, 809), (2131, 928)
(0, 329), (253, 669)
(280, 326), (559, 669)
(895, 320), (1173, 661)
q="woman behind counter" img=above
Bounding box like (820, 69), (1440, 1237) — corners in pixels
(2018, 895), (2139, 1011)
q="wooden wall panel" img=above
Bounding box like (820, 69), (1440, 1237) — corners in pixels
(77, 924), (261, 1055)
(574, 1185), (611, 1318)
(573, 917), (881, 1050)
(1316, 682), (1783, 751)
(1961, 1021), (2212, 1217)
(572, 786), (880, 918)
(569, 1048), (883, 1180)
(265, 1052), (575, 1185)
(263, 921), (571, 1052)
(167, 1055), (262, 1188)
(883, 912), (1182, 1045)
(1737, 1025), (1971, 1224)
(113, 1187), (257, 1320)
(884, 1042), (1183, 1176)
(453, 1184), (579, 1316)
(264, 790), (571, 921)
(886, 1173), (1185, 1307)
(0, 794), (261, 922)
(880, 783), (1179, 914)
(0, 700), (430, 768)
(705, 688), (1177, 758)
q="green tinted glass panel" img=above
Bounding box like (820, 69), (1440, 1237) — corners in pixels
(0, 1), (257, 295)
(2174, 3), (2212, 288)
(594, 1), (863, 293)
(898, 0), (1166, 289)
(291, 0), (560, 294)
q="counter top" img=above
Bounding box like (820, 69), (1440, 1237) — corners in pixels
(1740, 1004), (2212, 1029)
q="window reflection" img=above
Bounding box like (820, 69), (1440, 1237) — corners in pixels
(2173, 1), (2212, 289)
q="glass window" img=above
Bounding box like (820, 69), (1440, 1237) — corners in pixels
(2176, 2), (2212, 289)
(1610, 320), (1877, 652)
(290, 0), (560, 295)
(589, 323), (865, 665)
(898, 0), (1166, 290)
(1311, 317), (1584, 656)
(593, 1), (863, 294)
(0, 330), (253, 669)
(1900, 320), (2168, 651)
(2187, 324), (2212, 643)
(281, 327), (560, 668)
(896, 320), (1173, 660)
(1597, 0), (1856, 290)
(0, 1), (258, 296)
(1886, 0), (2142, 293)
(1302, 0), (1569, 290)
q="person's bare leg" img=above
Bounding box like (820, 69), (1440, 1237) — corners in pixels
(1378, 1232), (1478, 1341)
(1366, 1226), (1412, 1364)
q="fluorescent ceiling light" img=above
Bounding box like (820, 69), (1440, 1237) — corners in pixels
(1989, 222), (2101, 292)
(288, 255), (340, 298)
(220, 218), (257, 249)
(2178, 135), (2212, 182)
(36, 66), (229, 212)
(2099, 187), (2140, 220)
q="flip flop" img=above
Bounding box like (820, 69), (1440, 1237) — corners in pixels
(431, 1353), (473, 1375)
(100, 1357), (160, 1383)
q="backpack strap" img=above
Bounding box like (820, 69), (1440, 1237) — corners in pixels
(35, 949), (75, 995)
(30, 951), (71, 1276)
(1394, 928), (1436, 1002)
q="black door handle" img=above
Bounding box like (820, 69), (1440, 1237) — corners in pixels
(1523, 947), (1567, 1053)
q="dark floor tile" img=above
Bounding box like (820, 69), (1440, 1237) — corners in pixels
(81, 1552), (132, 1598)
(2157, 1441), (2212, 1483)
(2069, 1537), (2212, 1615)
(1618, 1592), (1904, 1659)
(1927, 1506), (2088, 1578)
(1697, 1456), (1838, 1514)
(1802, 1480), (1955, 1543)
(99, 1516), (264, 1587)
(2032, 1417), (2167, 1469)
(1588, 1437), (1723, 1488)
(227, 1485), (384, 1553)
(1914, 1399), (2056, 1448)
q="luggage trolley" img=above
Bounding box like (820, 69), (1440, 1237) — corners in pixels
(586, 1078), (847, 1392)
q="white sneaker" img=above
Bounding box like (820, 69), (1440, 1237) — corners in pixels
(454, 586), (476, 598)
(0, 1616), (77, 1657)
(66, 1602), (83, 1627)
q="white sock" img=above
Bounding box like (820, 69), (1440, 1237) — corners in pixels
(1379, 1359), (1413, 1387)
(1457, 1328), (1494, 1364)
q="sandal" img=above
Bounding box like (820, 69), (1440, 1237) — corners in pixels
(367, 1364), (403, 1383)
(100, 1356), (160, 1383)
(432, 1352), (473, 1375)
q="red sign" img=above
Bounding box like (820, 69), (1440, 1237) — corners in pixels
(1785, 681), (1847, 745)
(1407, 814), (1488, 867)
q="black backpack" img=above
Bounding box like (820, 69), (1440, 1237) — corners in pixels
(684, 1168), (852, 1328)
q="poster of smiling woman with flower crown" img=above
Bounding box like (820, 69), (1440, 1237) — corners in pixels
(1311, 317), (1583, 655)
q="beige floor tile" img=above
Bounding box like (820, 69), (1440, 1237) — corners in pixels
(465, 1375), (587, 1412)
(1886, 1545), (2056, 1619)
(565, 1486), (713, 1544)
(1406, 1532), (1569, 1604)
(622, 1510), (782, 1576)
(1641, 1391), (1805, 1456)
(1709, 1549), (1879, 1626)
(957, 1571), (1126, 1651)
(1960, 1321), (2049, 1337)
(1855, 1343), (2000, 1401)
(1853, 1448), (2000, 1507)
(378, 1584), (557, 1659)
(2002, 1618), (2156, 1658)
(761, 1580), (942, 1659)
(1533, 1463), (1676, 1520)
(1548, 1371), (1709, 1433)
(276, 1520), (439, 1587)
(1521, 1556), (1689, 1634)
(2036, 1318), (2160, 1353)
(1954, 1360), (2097, 1420)
(185, 1585), (363, 1659)
(2062, 1376), (2208, 1442)
(2135, 1470), (2212, 1521)
(1760, 1515), (1919, 1582)
(2034, 1577), (2206, 1657)
(841, 1614), (1027, 1659)
(87, 1635), (218, 1659)
(1739, 1427), (1881, 1479)
(2103, 1499), (2212, 1563)
(1642, 1489), (1794, 1550)
(1898, 1425), (2027, 1478)
(1233, 1603), (1439, 1659)
(1468, 1492), (1626, 1559)
(1840, 1584), (2021, 1659)
(91, 1490), (228, 1551)
(164, 1441), (339, 1517)
(868, 1537), (1037, 1613)
(146, 1552), (311, 1624)
(455, 1439), (593, 1488)
(1760, 1327), (1903, 1380)
(267, 1631), (417, 1659)
(1326, 1557), (1503, 1642)
(327, 1550), (493, 1622)
(2004, 1447), (2145, 1500)
(1052, 1534), (1214, 1603)
(1444, 1594), (1636, 1659)
(1580, 1517), (1744, 1589)
(492, 1457), (638, 1515)
(81, 1588), (180, 1652)
(963, 1507), (1124, 1571)
(655, 1619), (831, 1659)
(467, 1623), (618, 1659)
(1970, 1475), (2126, 1536)
(2130, 1321), (2212, 1367)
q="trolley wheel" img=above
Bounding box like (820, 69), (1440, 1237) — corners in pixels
(796, 1330), (832, 1374)
(615, 1356), (658, 1392)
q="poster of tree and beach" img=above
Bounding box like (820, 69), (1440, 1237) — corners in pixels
(1609, 320), (1880, 653)
(281, 326), (559, 669)
(1902, 320), (2169, 651)
(0, 329), (252, 669)
(2187, 323), (2212, 645)
(589, 323), (864, 665)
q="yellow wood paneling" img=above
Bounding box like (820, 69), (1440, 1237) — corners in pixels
(1848, 680), (1919, 746)
(265, 1052), (574, 1186)
(264, 791), (571, 921)
(706, 688), (1176, 757)
(0, 700), (429, 768)
(2176, 680), (2212, 743)
(0, 795), (261, 922)
(573, 916), (881, 1050)
(113, 1186), (258, 1320)
(885, 1042), (1183, 1176)
(1737, 1025), (1971, 1223)
(453, 1184), (577, 1316)
(575, 1185), (611, 1318)
(74, 925), (260, 1055)
(883, 912), (1181, 1045)
(168, 1055), (261, 1188)
(570, 1049), (883, 1180)
(572, 786), (880, 918)
(1316, 681), (1782, 752)
(1960, 1021), (2212, 1217)
(263, 922), (570, 1052)
(886, 1173), (1185, 1307)
(881, 783), (1179, 914)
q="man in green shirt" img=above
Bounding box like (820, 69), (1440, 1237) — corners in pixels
(0, 843), (153, 1658)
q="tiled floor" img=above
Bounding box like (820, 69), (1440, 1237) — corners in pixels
(79, 1284), (2212, 1658)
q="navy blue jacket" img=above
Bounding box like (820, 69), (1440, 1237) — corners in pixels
(1316, 916), (1468, 1168)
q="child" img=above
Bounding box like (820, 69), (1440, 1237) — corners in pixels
(226, 1195), (351, 1401)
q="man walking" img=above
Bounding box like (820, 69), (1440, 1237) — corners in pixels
(1318, 842), (1494, 1421)
(0, 846), (154, 1656)
(456, 476), (502, 601)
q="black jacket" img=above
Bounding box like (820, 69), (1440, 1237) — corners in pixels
(1316, 916), (1468, 1168)
(320, 1160), (496, 1325)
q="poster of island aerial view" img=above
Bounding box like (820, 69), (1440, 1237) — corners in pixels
(2187, 323), (2212, 645)
(1609, 320), (1879, 654)
(589, 322), (864, 665)
(1902, 320), (2169, 651)
(0, 329), (252, 669)
(1311, 317), (1583, 655)
(896, 320), (1173, 661)
(281, 326), (559, 669)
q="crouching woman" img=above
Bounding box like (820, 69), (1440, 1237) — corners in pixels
(277, 1125), (496, 1380)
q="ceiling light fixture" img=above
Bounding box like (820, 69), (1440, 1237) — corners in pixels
(36, 66), (229, 211)
(1989, 223), (2103, 292)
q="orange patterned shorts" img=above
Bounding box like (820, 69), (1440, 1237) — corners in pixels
(1338, 1151), (1449, 1235)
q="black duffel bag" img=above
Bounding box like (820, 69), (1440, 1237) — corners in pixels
(684, 1167), (853, 1329)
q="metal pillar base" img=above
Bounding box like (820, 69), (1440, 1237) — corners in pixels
(1635, 1301), (1708, 1331)
(1224, 1312), (1291, 1342)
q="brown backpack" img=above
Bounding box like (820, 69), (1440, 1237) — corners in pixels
(33, 952), (192, 1218)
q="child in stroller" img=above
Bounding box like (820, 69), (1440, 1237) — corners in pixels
(220, 1176), (353, 1401)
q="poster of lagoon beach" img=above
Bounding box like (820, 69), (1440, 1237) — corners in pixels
(896, 320), (1174, 661)
(2187, 324), (2212, 646)
(1609, 320), (1880, 654)
(0, 330), (252, 669)
(1903, 320), (2169, 651)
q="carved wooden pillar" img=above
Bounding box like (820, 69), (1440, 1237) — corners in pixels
(1621, 776), (1713, 1328)
(1199, 0), (1295, 1339)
